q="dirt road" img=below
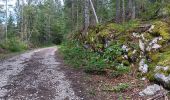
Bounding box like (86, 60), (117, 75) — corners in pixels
(0, 47), (80, 100)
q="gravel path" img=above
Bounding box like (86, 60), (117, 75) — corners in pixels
(0, 47), (80, 100)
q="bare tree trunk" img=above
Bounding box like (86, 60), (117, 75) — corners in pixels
(122, 0), (125, 22)
(128, 0), (133, 19)
(89, 0), (99, 24)
(71, 0), (74, 32)
(5, 0), (8, 42)
(76, 0), (79, 30)
(116, 0), (121, 23)
(21, 0), (24, 41)
(83, 0), (90, 33)
(132, 5), (136, 19)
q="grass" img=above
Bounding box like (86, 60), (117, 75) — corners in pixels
(0, 50), (26, 61)
(102, 83), (131, 93)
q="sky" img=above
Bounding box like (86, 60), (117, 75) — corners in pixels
(0, 0), (64, 23)
(0, 0), (64, 6)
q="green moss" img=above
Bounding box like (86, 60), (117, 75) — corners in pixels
(143, 32), (154, 41)
(158, 50), (170, 66)
(149, 53), (160, 62)
(128, 51), (133, 57)
(122, 60), (130, 66)
(152, 21), (170, 40)
(147, 72), (156, 81)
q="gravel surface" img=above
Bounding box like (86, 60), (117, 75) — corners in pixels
(0, 47), (79, 100)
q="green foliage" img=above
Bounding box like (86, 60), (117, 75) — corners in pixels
(60, 41), (89, 68)
(60, 40), (109, 73)
(0, 37), (27, 52)
(111, 64), (130, 77)
(60, 39), (130, 76)
(103, 43), (123, 63)
(102, 83), (130, 93)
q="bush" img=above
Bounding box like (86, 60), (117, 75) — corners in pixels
(111, 64), (130, 77)
(60, 40), (131, 76)
(1, 37), (28, 52)
(60, 41), (108, 73)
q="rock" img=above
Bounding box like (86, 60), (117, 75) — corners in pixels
(146, 46), (151, 51)
(141, 77), (146, 81)
(152, 44), (161, 49)
(154, 73), (168, 83)
(139, 84), (161, 96)
(132, 32), (140, 38)
(122, 45), (130, 52)
(154, 66), (169, 72)
(139, 59), (148, 73)
(148, 25), (155, 32)
(123, 55), (128, 59)
(141, 34), (145, 41)
(83, 44), (90, 49)
(139, 40), (145, 52)
(146, 37), (162, 51)
(154, 73), (170, 89)
(132, 50), (137, 54)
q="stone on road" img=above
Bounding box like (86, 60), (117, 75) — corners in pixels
(0, 47), (80, 100)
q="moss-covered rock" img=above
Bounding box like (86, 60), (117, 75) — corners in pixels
(158, 50), (170, 66)
(152, 21), (170, 40)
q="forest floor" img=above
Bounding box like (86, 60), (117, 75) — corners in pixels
(0, 46), (168, 100)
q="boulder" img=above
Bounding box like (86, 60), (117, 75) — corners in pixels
(154, 73), (170, 89)
(139, 84), (161, 96)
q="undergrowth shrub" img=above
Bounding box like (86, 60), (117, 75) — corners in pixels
(111, 64), (130, 77)
(60, 40), (130, 76)
(0, 37), (27, 52)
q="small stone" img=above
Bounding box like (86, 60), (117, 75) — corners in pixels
(155, 66), (169, 72)
(139, 84), (161, 96)
(122, 45), (130, 52)
(139, 40), (145, 52)
(139, 59), (148, 73)
(141, 77), (146, 81)
(163, 66), (169, 71)
(152, 44), (161, 49)
(132, 32), (140, 38)
(148, 25), (155, 32)
(124, 55), (128, 59)
(132, 50), (137, 54)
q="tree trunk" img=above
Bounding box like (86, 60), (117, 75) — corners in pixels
(83, 0), (90, 33)
(5, 0), (8, 42)
(116, 0), (121, 23)
(89, 0), (99, 24)
(122, 0), (125, 22)
(128, 0), (133, 19)
(132, 5), (136, 19)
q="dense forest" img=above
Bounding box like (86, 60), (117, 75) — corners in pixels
(1, 0), (170, 99)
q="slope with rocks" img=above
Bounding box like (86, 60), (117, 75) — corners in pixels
(62, 18), (170, 98)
